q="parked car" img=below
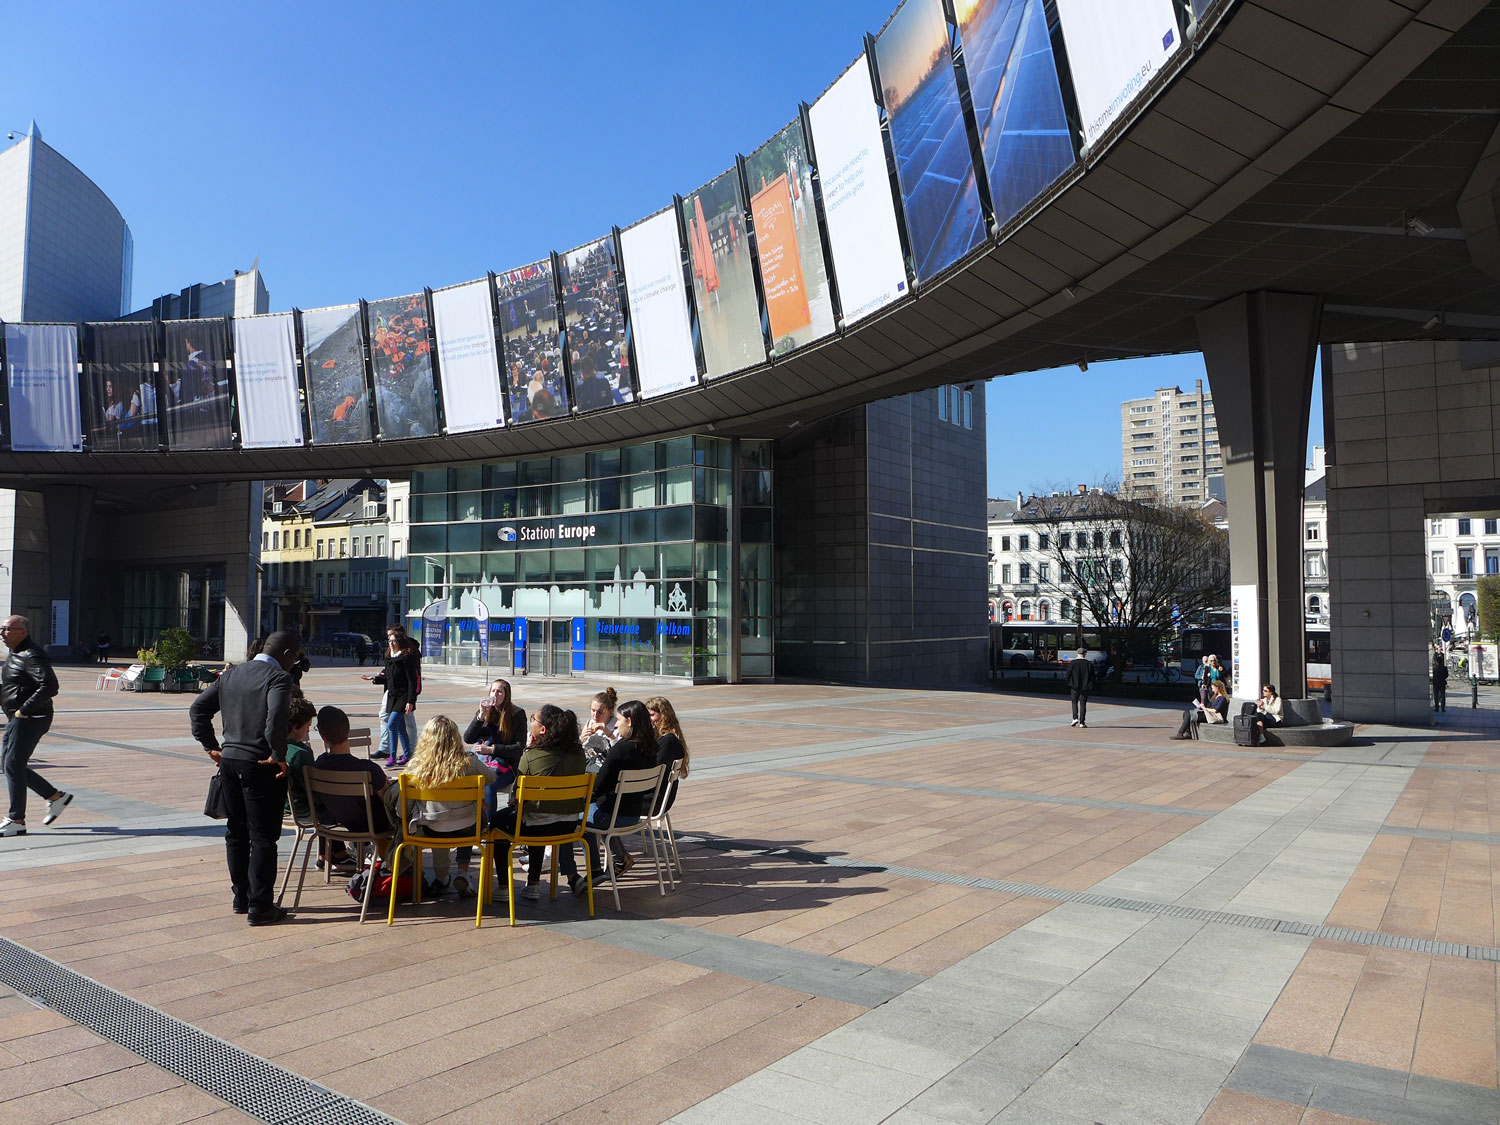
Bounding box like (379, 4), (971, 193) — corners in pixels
(329, 632), (376, 664)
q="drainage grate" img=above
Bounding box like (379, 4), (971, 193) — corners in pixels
(0, 938), (402, 1125)
(679, 834), (1500, 964)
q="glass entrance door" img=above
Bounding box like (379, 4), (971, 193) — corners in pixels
(525, 619), (575, 677)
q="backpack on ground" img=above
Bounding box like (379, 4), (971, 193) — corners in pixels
(1233, 713), (1259, 746)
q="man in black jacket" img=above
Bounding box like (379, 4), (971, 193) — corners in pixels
(190, 629), (302, 924)
(1066, 647), (1096, 729)
(0, 616), (70, 837)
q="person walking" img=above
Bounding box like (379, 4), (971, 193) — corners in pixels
(1433, 652), (1448, 712)
(189, 628), (302, 925)
(0, 616), (71, 837)
(1067, 647), (1096, 729)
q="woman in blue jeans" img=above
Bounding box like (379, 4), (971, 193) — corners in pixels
(583, 699), (658, 878)
(365, 634), (419, 765)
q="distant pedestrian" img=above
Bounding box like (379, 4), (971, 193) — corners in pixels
(1433, 653), (1448, 712)
(0, 616), (71, 837)
(96, 631), (111, 664)
(1067, 647), (1096, 728)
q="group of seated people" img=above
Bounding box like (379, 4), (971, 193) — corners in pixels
(287, 681), (690, 904)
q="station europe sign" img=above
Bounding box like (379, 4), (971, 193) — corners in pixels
(497, 522), (598, 544)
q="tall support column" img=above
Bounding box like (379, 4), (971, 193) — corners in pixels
(1195, 292), (1321, 699)
(39, 485), (95, 657)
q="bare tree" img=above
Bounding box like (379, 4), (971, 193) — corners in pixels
(1017, 485), (1229, 670)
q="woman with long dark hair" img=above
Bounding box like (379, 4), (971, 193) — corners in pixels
(585, 699), (658, 877)
(492, 703), (591, 899)
(464, 678), (527, 777)
(364, 631), (418, 766)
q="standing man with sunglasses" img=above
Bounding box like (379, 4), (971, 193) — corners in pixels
(0, 616), (70, 837)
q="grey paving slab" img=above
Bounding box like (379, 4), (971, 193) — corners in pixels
(766, 1045), (932, 1103)
(903, 1056), (1034, 1124)
(727, 1068), (904, 1125)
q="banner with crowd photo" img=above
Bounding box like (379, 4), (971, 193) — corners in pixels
(681, 169), (766, 379)
(619, 209), (699, 399)
(808, 55), (910, 325)
(85, 322), (158, 452)
(1053, 0), (1182, 149)
(432, 279), (505, 433)
(368, 293), (439, 440)
(4, 323), (81, 452)
(300, 304), (370, 445)
(954, 0), (1076, 232)
(495, 259), (570, 423)
(232, 313), (304, 449)
(875, 0), (988, 283)
(558, 237), (636, 412)
(163, 318), (233, 450)
(745, 118), (836, 356)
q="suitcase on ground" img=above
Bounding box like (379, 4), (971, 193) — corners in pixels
(1233, 713), (1259, 746)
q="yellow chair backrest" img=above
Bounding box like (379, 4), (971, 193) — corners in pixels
(396, 773), (488, 845)
(513, 773), (594, 842)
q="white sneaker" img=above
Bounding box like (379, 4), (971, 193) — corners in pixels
(1070, 719), (1080, 727)
(452, 872), (472, 897)
(521, 882), (541, 900)
(43, 793), (72, 826)
(0, 818), (26, 837)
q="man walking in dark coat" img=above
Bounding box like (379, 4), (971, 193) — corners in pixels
(190, 629), (302, 925)
(0, 616), (71, 836)
(1067, 647), (1096, 729)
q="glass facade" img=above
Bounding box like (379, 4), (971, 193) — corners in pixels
(409, 436), (773, 680)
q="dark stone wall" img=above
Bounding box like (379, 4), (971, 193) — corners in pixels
(775, 384), (988, 684)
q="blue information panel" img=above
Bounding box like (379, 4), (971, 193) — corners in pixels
(572, 617), (587, 672)
(514, 618), (528, 671)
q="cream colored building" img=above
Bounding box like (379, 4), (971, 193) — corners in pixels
(1120, 379), (1223, 505)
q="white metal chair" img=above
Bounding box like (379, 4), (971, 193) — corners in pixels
(644, 760), (684, 890)
(347, 726), (373, 758)
(586, 764), (667, 910)
(300, 766), (396, 923)
(277, 769), (320, 909)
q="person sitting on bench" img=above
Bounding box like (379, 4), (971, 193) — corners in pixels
(1173, 680), (1230, 739)
(1251, 684), (1283, 741)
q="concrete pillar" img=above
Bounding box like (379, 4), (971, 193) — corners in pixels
(39, 484), (95, 656)
(1196, 292), (1321, 700)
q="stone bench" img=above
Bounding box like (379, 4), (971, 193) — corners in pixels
(1192, 697), (1355, 747)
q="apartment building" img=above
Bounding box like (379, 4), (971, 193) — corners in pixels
(1120, 379), (1223, 505)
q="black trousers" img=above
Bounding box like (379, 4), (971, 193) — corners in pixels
(220, 758), (287, 912)
(1175, 708), (1200, 737)
(1434, 682), (1446, 710)
(490, 805), (579, 880)
(3, 715), (55, 821)
(1070, 690), (1089, 722)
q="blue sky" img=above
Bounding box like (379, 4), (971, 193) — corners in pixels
(0, 0), (1323, 493)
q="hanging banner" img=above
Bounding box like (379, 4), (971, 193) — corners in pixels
(681, 169), (766, 379)
(808, 55), (909, 325)
(85, 321), (158, 452)
(421, 600), (445, 660)
(1053, 0), (1182, 149)
(232, 313), (304, 449)
(432, 280), (505, 433)
(559, 237), (636, 411)
(875, 0), (987, 282)
(368, 293), (439, 440)
(164, 318), (233, 450)
(495, 259), (570, 423)
(474, 598), (490, 663)
(5, 323), (81, 452)
(955, 0), (1075, 231)
(300, 304), (371, 445)
(620, 209), (699, 399)
(1230, 583), (1260, 704)
(746, 119), (836, 356)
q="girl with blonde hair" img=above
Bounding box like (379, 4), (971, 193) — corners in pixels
(401, 715), (496, 894)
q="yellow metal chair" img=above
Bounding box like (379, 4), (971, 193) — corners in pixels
(386, 774), (495, 928)
(490, 773), (596, 926)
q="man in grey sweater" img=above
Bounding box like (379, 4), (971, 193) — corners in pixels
(190, 629), (302, 925)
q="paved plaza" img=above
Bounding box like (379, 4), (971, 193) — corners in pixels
(0, 665), (1497, 1124)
